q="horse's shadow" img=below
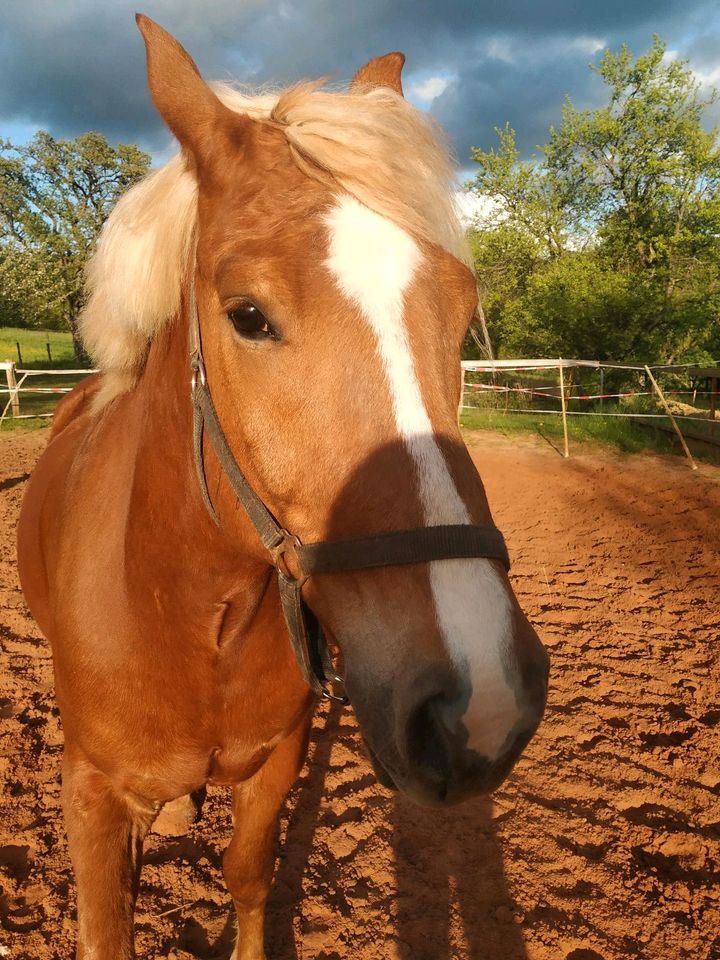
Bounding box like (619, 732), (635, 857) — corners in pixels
(265, 699), (529, 960)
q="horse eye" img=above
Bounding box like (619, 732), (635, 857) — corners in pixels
(227, 302), (275, 340)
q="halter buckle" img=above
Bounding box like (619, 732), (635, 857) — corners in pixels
(271, 529), (306, 584)
(190, 354), (206, 394)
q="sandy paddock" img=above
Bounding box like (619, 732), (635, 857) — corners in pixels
(1, 428), (718, 960)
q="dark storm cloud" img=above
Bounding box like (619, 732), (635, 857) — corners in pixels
(684, 29), (720, 71)
(0, 3), (157, 144)
(431, 39), (606, 164)
(1, 0), (718, 160)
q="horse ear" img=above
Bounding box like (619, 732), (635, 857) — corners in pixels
(136, 14), (247, 162)
(351, 53), (406, 96)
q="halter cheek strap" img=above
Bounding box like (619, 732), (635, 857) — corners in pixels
(188, 281), (510, 701)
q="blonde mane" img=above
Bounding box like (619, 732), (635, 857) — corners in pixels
(80, 81), (467, 403)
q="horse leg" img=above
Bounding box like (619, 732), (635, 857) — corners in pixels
(62, 745), (157, 959)
(225, 715), (313, 960)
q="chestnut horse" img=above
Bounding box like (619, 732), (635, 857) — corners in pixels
(17, 15), (548, 960)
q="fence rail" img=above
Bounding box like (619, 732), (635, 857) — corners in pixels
(3, 358), (719, 469)
(1, 361), (97, 423)
(459, 357), (720, 469)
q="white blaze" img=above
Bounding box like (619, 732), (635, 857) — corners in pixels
(325, 195), (522, 760)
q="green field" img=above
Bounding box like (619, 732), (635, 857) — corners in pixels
(0, 371), (87, 427)
(1, 327), (90, 428)
(0, 326), (79, 369)
(460, 408), (719, 465)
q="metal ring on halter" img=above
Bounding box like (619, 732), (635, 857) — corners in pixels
(322, 683), (350, 704)
(270, 529), (307, 585)
(190, 355), (206, 393)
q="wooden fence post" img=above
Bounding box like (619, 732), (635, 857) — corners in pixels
(558, 358), (570, 459)
(4, 361), (20, 418)
(645, 365), (697, 471)
(458, 366), (466, 426)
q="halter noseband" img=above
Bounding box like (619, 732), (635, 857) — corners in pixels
(188, 281), (510, 702)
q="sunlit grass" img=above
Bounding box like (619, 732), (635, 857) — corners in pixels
(1, 327), (89, 427)
(0, 415), (51, 433)
(0, 326), (78, 369)
(460, 407), (718, 464)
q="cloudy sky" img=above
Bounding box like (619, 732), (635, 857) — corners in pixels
(2, 0), (719, 176)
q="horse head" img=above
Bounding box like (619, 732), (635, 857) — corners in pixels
(86, 16), (549, 806)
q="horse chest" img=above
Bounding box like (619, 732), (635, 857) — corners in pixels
(204, 637), (313, 783)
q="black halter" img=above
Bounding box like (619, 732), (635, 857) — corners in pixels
(188, 283), (510, 701)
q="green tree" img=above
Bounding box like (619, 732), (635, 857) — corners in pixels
(468, 37), (720, 363)
(0, 131), (150, 360)
(467, 223), (540, 356)
(469, 125), (580, 260)
(500, 254), (656, 359)
(0, 244), (67, 329)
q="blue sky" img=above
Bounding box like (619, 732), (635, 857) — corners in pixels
(2, 0), (719, 176)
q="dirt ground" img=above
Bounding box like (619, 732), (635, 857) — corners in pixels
(1, 428), (718, 960)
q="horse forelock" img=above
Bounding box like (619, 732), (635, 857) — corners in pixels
(79, 80), (467, 410)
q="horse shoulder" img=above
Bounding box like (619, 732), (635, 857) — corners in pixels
(17, 373), (123, 635)
(49, 372), (104, 440)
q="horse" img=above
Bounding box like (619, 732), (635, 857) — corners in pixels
(16, 15), (549, 960)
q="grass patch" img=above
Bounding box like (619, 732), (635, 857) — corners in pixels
(1, 371), (86, 424)
(461, 407), (666, 453)
(460, 407), (719, 464)
(1, 327), (89, 428)
(0, 326), (80, 369)
(0, 415), (51, 433)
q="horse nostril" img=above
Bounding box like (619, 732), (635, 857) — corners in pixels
(406, 695), (453, 787)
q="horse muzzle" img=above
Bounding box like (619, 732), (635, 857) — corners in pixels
(347, 640), (549, 807)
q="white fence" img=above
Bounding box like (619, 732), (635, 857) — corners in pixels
(460, 359), (720, 470)
(1, 361), (96, 424)
(3, 357), (719, 470)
